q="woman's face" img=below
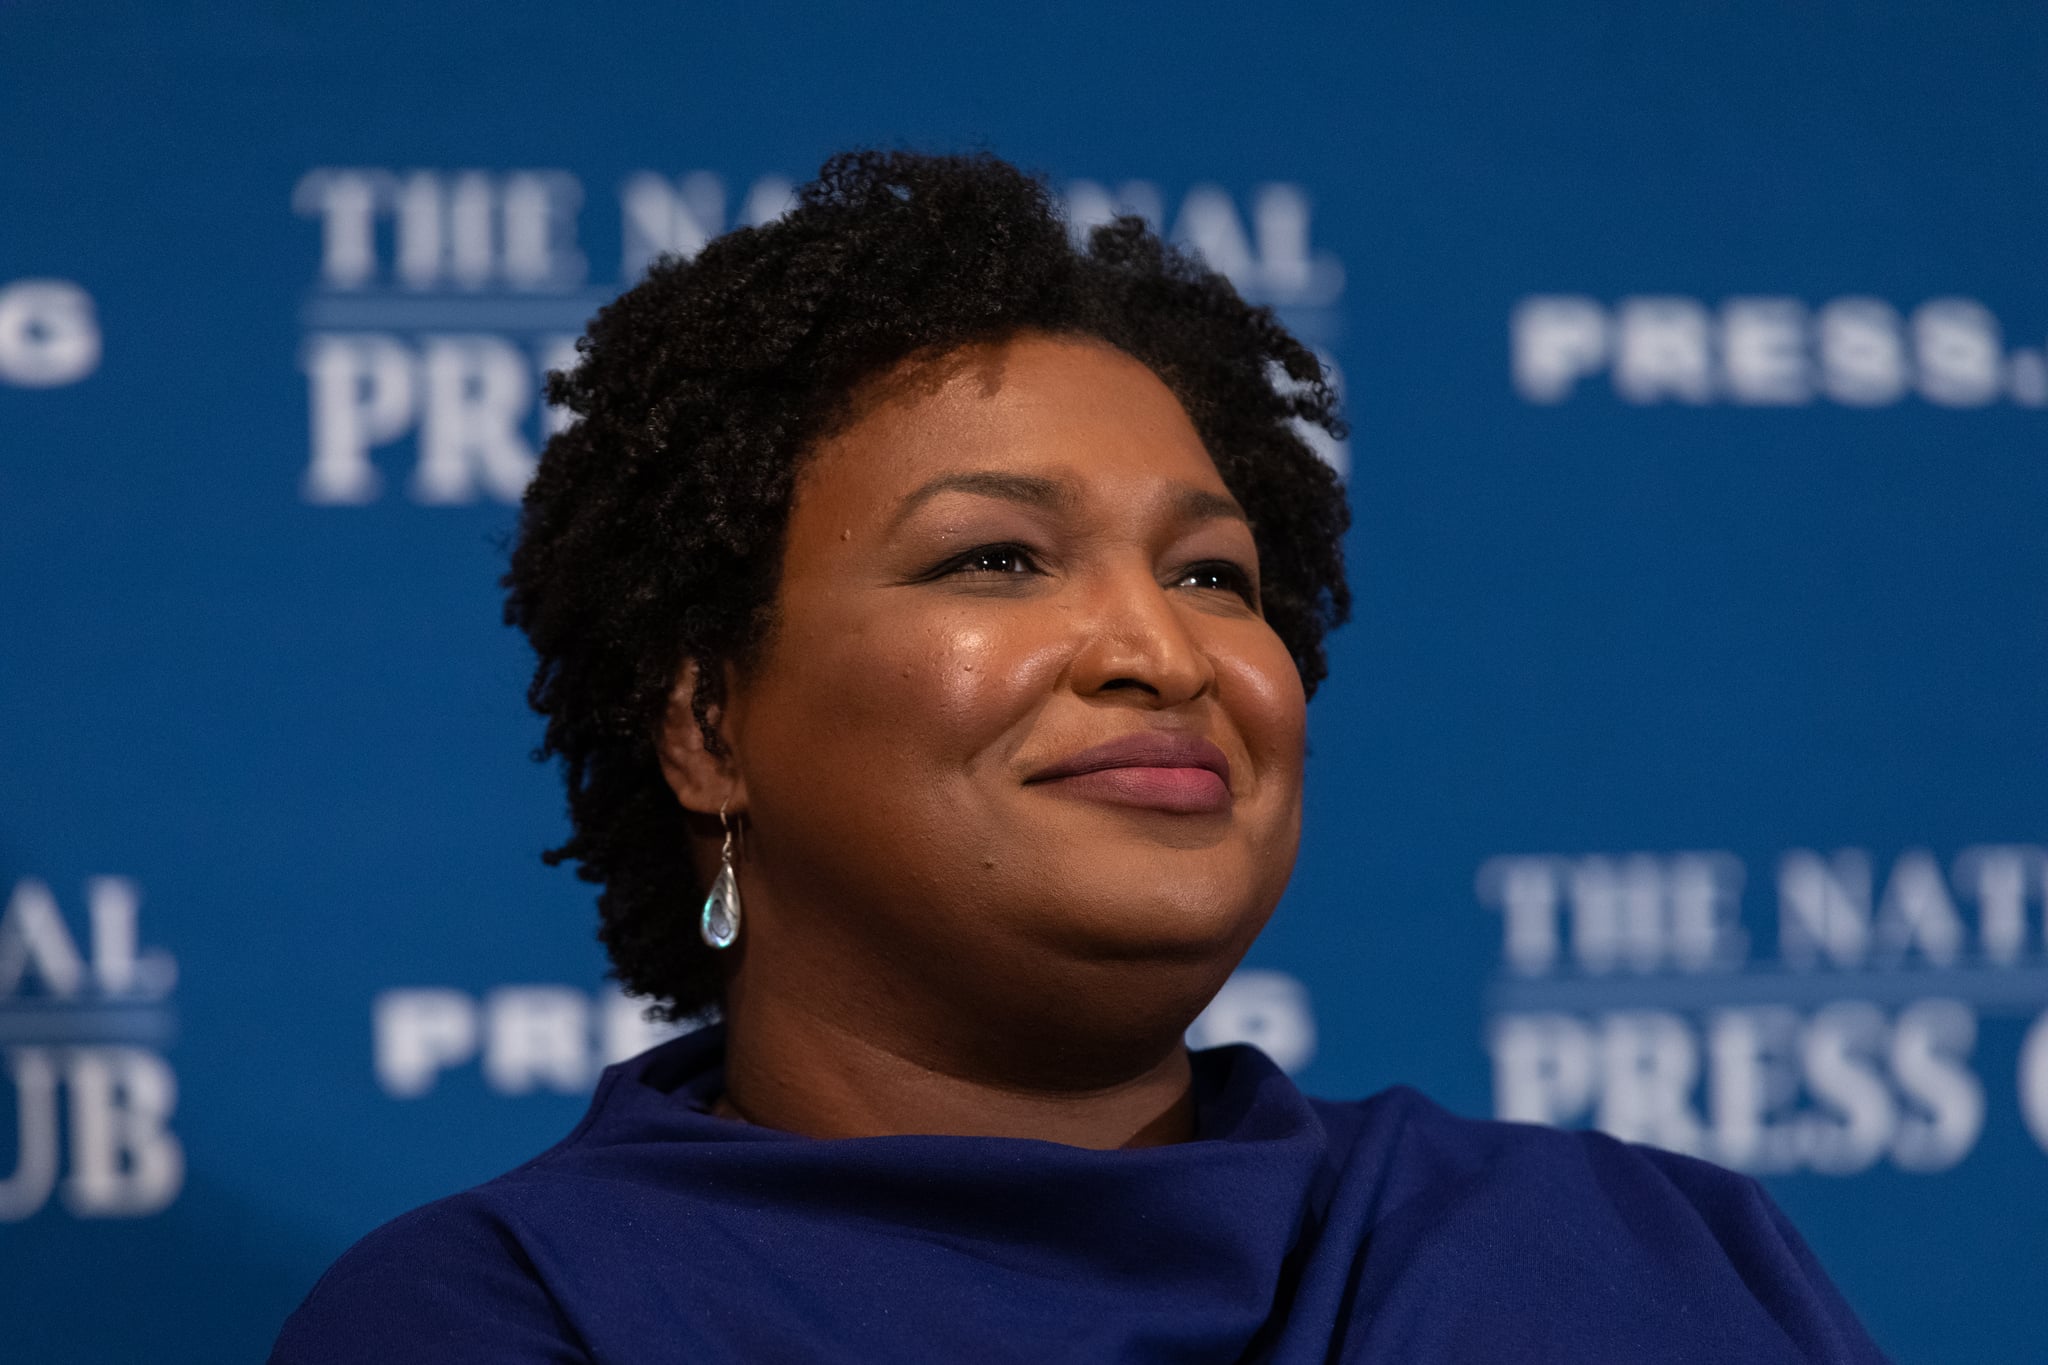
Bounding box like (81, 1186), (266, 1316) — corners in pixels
(703, 332), (1308, 1060)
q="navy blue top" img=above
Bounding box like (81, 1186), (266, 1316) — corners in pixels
(271, 1025), (1889, 1363)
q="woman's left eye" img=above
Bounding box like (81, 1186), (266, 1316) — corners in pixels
(1175, 560), (1257, 603)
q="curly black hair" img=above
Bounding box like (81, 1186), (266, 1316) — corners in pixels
(504, 149), (1350, 1020)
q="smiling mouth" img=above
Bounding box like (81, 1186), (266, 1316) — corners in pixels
(1023, 733), (1234, 815)
(1029, 765), (1232, 815)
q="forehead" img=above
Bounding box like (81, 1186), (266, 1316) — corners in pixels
(794, 333), (1225, 517)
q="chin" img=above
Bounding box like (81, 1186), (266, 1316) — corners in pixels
(1036, 873), (1273, 963)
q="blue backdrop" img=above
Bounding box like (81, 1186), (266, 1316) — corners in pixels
(5, 3), (2046, 1361)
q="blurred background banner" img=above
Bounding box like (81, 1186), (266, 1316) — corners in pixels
(5, 3), (2045, 1360)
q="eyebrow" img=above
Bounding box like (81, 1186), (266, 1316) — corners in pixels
(1172, 485), (1249, 524)
(889, 472), (1071, 529)
(888, 471), (1248, 530)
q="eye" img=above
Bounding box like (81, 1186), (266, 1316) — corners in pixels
(936, 542), (1042, 577)
(1174, 559), (1258, 605)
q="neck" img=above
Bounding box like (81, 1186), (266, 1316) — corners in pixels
(715, 981), (1197, 1149)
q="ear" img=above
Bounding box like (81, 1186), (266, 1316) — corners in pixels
(655, 658), (750, 815)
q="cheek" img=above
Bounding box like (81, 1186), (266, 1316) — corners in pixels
(758, 598), (1058, 778)
(915, 617), (1026, 739)
(1216, 626), (1309, 782)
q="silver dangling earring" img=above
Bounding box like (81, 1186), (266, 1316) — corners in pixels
(699, 801), (742, 950)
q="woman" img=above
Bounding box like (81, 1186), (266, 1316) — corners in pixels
(272, 151), (1887, 1363)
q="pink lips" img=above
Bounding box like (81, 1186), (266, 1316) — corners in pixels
(1025, 732), (1234, 815)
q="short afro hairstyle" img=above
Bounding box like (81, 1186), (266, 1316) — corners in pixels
(504, 149), (1350, 1020)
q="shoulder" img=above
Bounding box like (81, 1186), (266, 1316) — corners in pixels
(1308, 1086), (1891, 1363)
(267, 1065), (638, 1365)
(1318, 1082), (1761, 1211)
(267, 1184), (589, 1365)
(268, 1032), (730, 1364)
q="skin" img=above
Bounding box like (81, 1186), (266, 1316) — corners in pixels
(657, 332), (1307, 1150)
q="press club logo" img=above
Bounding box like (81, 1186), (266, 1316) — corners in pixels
(290, 165), (1349, 507)
(1481, 843), (2048, 1176)
(1512, 294), (2048, 408)
(0, 876), (182, 1220)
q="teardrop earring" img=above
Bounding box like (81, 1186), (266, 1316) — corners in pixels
(699, 801), (741, 950)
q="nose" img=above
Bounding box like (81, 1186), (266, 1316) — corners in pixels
(1066, 564), (1216, 707)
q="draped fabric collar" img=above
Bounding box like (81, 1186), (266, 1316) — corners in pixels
(552, 1022), (1341, 1361)
(277, 1022), (1889, 1363)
